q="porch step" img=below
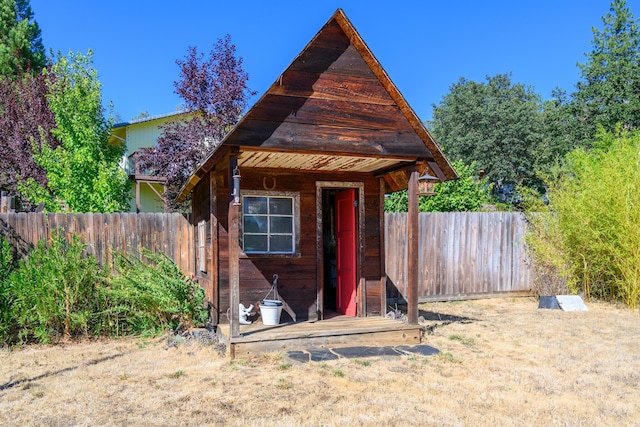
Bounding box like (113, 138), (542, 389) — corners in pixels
(217, 316), (422, 358)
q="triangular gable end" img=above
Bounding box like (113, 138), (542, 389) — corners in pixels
(177, 9), (457, 202)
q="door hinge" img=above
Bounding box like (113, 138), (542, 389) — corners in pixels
(353, 200), (358, 207)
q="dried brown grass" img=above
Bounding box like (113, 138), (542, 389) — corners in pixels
(1, 297), (639, 426)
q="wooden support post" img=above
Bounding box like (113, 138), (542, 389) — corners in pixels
(407, 166), (419, 325)
(228, 154), (240, 338)
(379, 177), (387, 317)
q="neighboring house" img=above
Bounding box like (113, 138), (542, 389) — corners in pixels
(109, 111), (188, 212)
(177, 9), (458, 338)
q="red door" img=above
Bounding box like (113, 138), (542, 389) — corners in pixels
(335, 189), (357, 316)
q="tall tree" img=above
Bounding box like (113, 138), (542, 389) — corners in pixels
(573, 0), (640, 138)
(0, 0), (45, 76)
(137, 35), (255, 211)
(534, 88), (584, 179)
(430, 73), (543, 191)
(0, 71), (58, 198)
(19, 50), (129, 212)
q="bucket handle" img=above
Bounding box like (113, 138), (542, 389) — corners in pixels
(264, 274), (280, 301)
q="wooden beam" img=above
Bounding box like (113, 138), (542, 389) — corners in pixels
(228, 154), (240, 338)
(229, 120), (434, 158)
(239, 145), (423, 162)
(407, 166), (419, 325)
(144, 182), (164, 201)
(379, 177), (387, 317)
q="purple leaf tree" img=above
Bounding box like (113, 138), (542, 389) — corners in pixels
(0, 72), (59, 201)
(138, 35), (256, 211)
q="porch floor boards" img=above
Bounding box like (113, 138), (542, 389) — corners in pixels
(217, 315), (423, 358)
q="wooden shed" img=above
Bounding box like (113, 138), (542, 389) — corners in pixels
(177, 9), (457, 345)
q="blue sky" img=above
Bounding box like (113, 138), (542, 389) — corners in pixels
(30, 1), (638, 123)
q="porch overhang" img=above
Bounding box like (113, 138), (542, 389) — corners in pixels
(177, 144), (435, 202)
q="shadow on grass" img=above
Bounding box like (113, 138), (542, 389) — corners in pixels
(419, 308), (477, 335)
(387, 303), (478, 334)
(0, 352), (125, 391)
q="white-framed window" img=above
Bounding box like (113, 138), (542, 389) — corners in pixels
(197, 220), (206, 272)
(242, 193), (297, 254)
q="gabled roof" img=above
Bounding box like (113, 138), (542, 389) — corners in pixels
(113, 111), (188, 129)
(177, 9), (456, 202)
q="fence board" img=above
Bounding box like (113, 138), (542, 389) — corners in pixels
(386, 212), (532, 302)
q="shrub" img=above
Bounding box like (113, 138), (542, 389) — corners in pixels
(1, 232), (209, 346)
(526, 128), (640, 308)
(384, 160), (490, 212)
(5, 231), (100, 344)
(0, 238), (16, 342)
(97, 249), (208, 336)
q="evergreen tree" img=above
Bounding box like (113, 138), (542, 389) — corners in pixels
(0, 0), (45, 76)
(573, 0), (640, 139)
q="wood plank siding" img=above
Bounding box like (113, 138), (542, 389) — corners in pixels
(190, 165), (385, 323)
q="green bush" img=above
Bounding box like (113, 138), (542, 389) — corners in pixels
(97, 249), (208, 337)
(5, 231), (99, 344)
(384, 160), (490, 212)
(526, 128), (640, 308)
(1, 232), (208, 346)
(0, 238), (16, 342)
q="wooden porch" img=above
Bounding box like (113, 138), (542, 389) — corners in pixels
(217, 315), (423, 358)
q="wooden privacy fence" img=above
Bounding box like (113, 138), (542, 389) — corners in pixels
(0, 212), (194, 275)
(385, 212), (532, 302)
(1, 212), (530, 302)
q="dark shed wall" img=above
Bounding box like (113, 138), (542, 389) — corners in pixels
(191, 174), (215, 307)
(210, 167), (383, 323)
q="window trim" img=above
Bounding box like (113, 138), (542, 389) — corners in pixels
(241, 190), (300, 257)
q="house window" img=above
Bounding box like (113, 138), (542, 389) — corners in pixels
(242, 194), (296, 254)
(197, 220), (206, 272)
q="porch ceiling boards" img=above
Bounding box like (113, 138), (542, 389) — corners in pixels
(237, 150), (408, 173)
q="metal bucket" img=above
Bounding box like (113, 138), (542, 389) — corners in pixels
(260, 304), (282, 325)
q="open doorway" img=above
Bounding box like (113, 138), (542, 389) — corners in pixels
(322, 188), (357, 316)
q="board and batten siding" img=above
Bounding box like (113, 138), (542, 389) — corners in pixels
(0, 212), (194, 275)
(385, 212), (532, 301)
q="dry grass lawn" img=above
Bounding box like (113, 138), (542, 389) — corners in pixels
(1, 297), (639, 426)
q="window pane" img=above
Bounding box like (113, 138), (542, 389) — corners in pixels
(244, 215), (267, 233)
(269, 197), (292, 215)
(270, 235), (293, 252)
(270, 216), (292, 233)
(244, 235), (268, 252)
(244, 197), (267, 214)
